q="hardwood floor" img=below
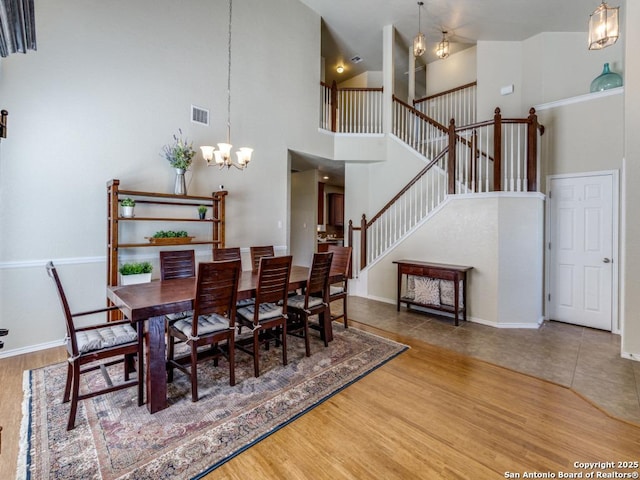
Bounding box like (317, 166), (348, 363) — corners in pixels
(1, 322), (639, 479)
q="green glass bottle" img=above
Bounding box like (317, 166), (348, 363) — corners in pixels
(590, 63), (623, 93)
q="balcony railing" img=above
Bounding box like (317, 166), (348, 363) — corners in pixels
(413, 81), (477, 127)
(320, 81), (383, 134)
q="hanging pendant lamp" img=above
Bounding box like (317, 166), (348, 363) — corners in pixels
(200, 0), (253, 170)
(436, 31), (449, 59)
(413, 2), (426, 57)
(588, 1), (619, 50)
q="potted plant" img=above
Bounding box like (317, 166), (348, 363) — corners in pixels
(121, 198), (135, 218)
(119, 261), (153, 286)
(198, 205), (207, 220)
(162, 129), (196, 195)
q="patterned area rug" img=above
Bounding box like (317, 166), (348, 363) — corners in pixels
(19, 326), (407, 479)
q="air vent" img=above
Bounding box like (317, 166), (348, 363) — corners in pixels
(191, 105), (209, 126)
(350, 55), (363, 64)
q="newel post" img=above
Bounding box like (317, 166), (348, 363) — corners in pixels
(493, 108), (502, 191)
(447, 119), (456, 194)
(526, 108), (540, 192)
(360, 214), (368, 270)
(330, 80), (338, 133)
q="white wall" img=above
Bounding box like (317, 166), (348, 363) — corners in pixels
(425, 46), (477, 96)
(339, 71), (383, 89)
(476, 41), (523, 118)
(0, 0), (324, 354)
(536, 91), (624, 187)
(476, 32), (624, 119)
(290, 169), (318, 267)
(623, 0), (640, 359)
(365, 195), (544, 328)
(522, 32), (624, 107)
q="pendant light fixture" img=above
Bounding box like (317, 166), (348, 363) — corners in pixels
(588, 1), (619, 50)
(200, 0), (253, 170)
(413, 1), (426, 58)
(436, 31), (449, 59)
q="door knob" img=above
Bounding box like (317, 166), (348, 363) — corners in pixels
(603, 258), (612, 263)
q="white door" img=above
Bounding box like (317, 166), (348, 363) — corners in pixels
(548, 173), (615, 330)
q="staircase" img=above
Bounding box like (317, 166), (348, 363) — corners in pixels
(320, 82), (544, 277)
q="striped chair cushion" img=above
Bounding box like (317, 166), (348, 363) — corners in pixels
(288, 294), (324, 310)
(165, 310), (193, 322)
(74, 324), (138, 354)
(237, 303), (283, 322)
(172, 314), (231, 338)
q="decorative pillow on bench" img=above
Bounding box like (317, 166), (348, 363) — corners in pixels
(414, 277), (441, 305)
(440, 280), (464, 308)
(404, 275), (417, 300)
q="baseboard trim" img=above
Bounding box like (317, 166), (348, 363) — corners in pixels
(364, 295), (542, 329)
(0, 338), (65, 359)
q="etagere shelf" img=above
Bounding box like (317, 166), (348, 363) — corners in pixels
(106, 179), (227, 290)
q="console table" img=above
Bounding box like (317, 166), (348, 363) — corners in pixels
(393, 260), (472, 326)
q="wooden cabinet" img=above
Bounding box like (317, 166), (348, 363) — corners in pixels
(327, 193), (344, 226)
(393, 260), (472, 326)
(106, 179), (227, 290)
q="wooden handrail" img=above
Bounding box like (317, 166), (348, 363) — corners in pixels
(367, 148), (449, 227)
(393, 95), (448, 134)
(414, 81), (477, 106)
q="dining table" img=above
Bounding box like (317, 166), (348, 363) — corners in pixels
(106, 265), (339, 414)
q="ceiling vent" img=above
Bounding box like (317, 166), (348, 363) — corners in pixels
(191, 105), (209, 126)
(350, 55), (363, 64)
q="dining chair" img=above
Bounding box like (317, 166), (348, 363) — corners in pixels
(213, 247), (242, 263)
(236, 255), (292, 377)
(325, 245), (352, 328)
(166, 259), (241, 401)
(160, 249), (196, 280)
(250, 245), (275, 272)
(287, 252), (333, 356)
(160, 249), (196, 322)
(46, 261), (143, 430)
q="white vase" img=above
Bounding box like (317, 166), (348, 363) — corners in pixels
(119, 272), (152, 286)
(121, 206), (134, 218)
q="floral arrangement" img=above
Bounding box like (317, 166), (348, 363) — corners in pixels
(162, 129), (196, 171)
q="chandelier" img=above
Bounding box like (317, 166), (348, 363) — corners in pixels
(200, 0), (253, 170)
(436, 31), (449, 59)
(413, 1), (426, 57)
(588, 1), (619, 50)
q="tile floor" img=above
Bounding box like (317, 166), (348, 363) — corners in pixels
(345, 296), (640, 425)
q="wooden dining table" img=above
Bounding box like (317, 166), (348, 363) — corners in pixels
(106, 265), (338, 414)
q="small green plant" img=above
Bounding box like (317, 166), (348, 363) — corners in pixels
(161, 129), (196, 170)
(119, 261), (152, 275)
(198, 205), (207, 214)
(121, 198), (135, 207)
(152, 230), (189, 238)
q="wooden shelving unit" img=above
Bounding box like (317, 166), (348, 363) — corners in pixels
(106, 179), (227, 290)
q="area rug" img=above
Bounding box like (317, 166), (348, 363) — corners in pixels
(18, 326), (407, 480)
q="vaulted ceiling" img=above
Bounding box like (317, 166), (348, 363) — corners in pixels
(300, 0), (603, 84)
